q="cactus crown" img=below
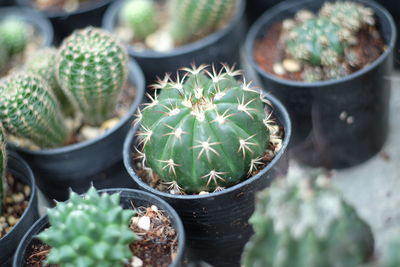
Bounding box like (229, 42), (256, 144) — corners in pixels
(0, 17), (28, 55)
(0, 73), (68, 148)
(57, 27), (128, 126)
(38, 187), (137, 266)
(137, 64), (271, 193)
(0, 126), (6, 214)
(241, 168), (374, 267)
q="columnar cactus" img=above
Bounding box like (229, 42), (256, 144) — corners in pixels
(38, 187), (137, 266)
(119, 0), (158, 41)
(137, 64), (270, 193)
(57, 27), (128, 126)
(0, 17), (28, 55)
(26, 48), (73, 116)
(241, 168), (374, 267)
(168, 0), (237, 45)
(0, 73), (69, 148)
(0, 126), (6, 214)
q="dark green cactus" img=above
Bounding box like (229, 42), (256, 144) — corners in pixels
(119, 0), (158, 41)
(57, 27), (128, 126)
(241, 168), (374, 267)
(38, 187), (137, 266)
(0, 73), (69, 148)
(0, 126), (6, 214)
(0, 17), (28, 55)
(137, 64), (270, 193)
(168, 0), (237, 45)
(25, 48), (73, 116)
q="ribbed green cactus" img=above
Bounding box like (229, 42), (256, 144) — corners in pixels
(119, 0), (158, 41)
(0, 17), (28, 55)
(168, 0), (237, 45)
(137, 64), (270, 193)
(0, 73), (69, 148)
(57, 27), (128, 126)
(0, 126), (6, 214)
(241, 169), (374, 267)
(38, 187), (137, 266)
(26, 48), (73, 116)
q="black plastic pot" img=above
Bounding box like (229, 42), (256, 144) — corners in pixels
(102, 0), (246, 86)
(123, 94), (291, 267)
(245, 0), (396, 169)
(9, 60), (145, 202)
(0, 152), (38, 266)
(16, 0), (112, 44)
(13, 188), (186, 267)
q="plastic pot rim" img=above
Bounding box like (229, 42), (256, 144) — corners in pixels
(123, 92), (292, 200)
(102, 0), (246, 59)
(244, 0), (397, 88)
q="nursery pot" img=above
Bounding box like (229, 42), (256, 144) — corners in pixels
(12, 188), (185, 267)
(0, 152), (38, 266)
(123, 94), (291, 267)
(9, 60), (145, 202)
(245, 0), (396, 169)
(16, 0), (112, 44)
(102, 0), (246, 86)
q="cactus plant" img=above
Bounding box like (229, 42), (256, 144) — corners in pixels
(119, 0), (158, 41)
(241, 168), (374, 267)
(25, 48), (73, 116)
(137, 64), (270, 193)
(57, 27), (129, 126)
(38, 187), (137, 266)
(0, 126), (6, 214)
(0, 17), (28, 55)
(0, 73), (69, 148)
(168, 0), (237, 45)
(381, 236), (400, 267)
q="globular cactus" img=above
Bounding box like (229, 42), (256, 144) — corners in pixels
(38, 187), (137, 266)
(57, 27), (128, 126)
(0, 126), (6, 214)
(241, 168), (374, 267)
(119, 0), (158, 41)
(25, 48), (73, 116)
(137, 64), (270, 193)
(0, 17), (28, 55)
(0, 73), (69, 148)
(168, 0), (237, 45)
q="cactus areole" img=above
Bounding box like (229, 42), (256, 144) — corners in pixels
(137, 64), (271, 193)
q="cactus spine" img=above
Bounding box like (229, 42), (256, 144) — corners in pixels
(0, 17), (28, 55)
(38, 187), (137, 266)
(57, 27), (128, 126)
(0, 73), (69, 148)
(137, 64), (270, 193)
(241, 169), (374, 267)
(0, 126), (6, 214)
(168, 0), (237, 45)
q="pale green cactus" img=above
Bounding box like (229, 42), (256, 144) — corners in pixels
(38, 187), (137, 266)
(0, 73), (69, 148)
(0, 17), (28, 55)
(0, 126), (6, 214)
(119, 0), (158, 41)
(57, 27), (129, 126)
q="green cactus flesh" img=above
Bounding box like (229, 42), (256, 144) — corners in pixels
(0, 73), (68, 148)
(0, 127), (6, 214)
(57, 27), (128, 126)
(168, 0), (237, 45)
(0, 17), (28, 55)
(138, 64), (270, 193)
(26, 48), (73, 116)
(38, 187), (137, 266)
(241, 169), (374, 267)
(119, 0), (158, 41)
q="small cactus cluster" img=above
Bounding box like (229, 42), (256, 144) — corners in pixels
(38, 187), (137, 266)
(241, 168), (375, 267)
(282, 1), (375, 82)
(0, 126), (6, 214)
(136, 64), (271, 193)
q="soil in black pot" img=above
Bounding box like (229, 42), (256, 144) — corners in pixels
(32, 0), (92, 12)
(23, 204), (178, 267)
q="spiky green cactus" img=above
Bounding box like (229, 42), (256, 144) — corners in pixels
(0, 73), (69, 148)
(26, 48), (73, 116)
(56, 27), (128, 126)
(137, 64), (270, 193)
(168, 0), (237, 45)
(38, 187), (137, 266)
(119, 0), (158, 41)
(241, 168), (374, 267)
(0, 126), (6, 214)
(0, 17), (28, 55)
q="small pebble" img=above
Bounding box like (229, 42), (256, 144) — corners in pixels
(8, 216), (18, 226)
(131, 256), (143, 267)
(24, 185), (31, 196)
(81, 126), (103, 140)
(339, 111), (347, 120)
(282, 59), (302, 72)
(145, 30), (174, 52)
(199, 191), (209, 195)
(151, 205), (158, 212)
(12, 193), (25, 203)
(5, 197), (12, 204)
(347, 116), (354, 124)
(137, 216), (151, 231)
(101, 117), (119, 130)
(273, 63), (286, 75)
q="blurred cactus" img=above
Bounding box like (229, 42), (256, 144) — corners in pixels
(0, 41), (9, 74)
(0, 73), (69, 148)
(381, 236), (400, 267)
(57, 27), (128, 126)
(0, 126), (6, 214)
(0, 17), (28, 55)
(119, 0), (158, 41)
